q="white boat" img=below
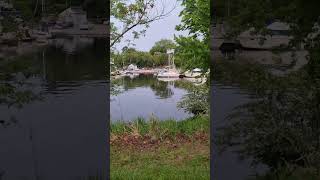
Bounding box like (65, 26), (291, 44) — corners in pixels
(184, 68), (202, 78)
(157, 49), (180, 78)
(122, 70), (139, 78)
(157, 69), (180, 78)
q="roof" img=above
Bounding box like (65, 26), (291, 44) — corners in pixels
(59, 7), (86, 17)
(267, 22), (290, 31)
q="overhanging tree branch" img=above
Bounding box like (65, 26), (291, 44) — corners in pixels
(111, 0), (177, 48)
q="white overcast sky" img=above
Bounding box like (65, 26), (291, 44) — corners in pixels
(113, 0), (189, 52)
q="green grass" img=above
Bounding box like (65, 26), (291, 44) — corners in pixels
(111, 115), (209, 137)
(111, 142), (209, 180)
(110, 116), (210, 180)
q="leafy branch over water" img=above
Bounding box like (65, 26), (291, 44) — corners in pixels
(0, 57), (43, 127)
(214, 59), (320, 177)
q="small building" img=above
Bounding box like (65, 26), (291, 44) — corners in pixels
(57, 6), (88, 30)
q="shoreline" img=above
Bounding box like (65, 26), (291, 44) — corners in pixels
(111, 115), (210, 179)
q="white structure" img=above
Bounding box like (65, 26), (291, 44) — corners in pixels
(267, 22), (290, 35)
(166, 49), (175, 69)
(212, 21), (293, 50)
(157, 49), (179, 79)
(58, 6), (88, 30)
(127, 64), (138, 71)
(184, 68), (202, 78)
(238, 21), (292, 49)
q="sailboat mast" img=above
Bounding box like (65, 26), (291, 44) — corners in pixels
(172, 53), (175, 69)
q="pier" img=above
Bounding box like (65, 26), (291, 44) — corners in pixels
(50, 24), (108, 38)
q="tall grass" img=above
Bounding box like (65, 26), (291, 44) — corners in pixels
(110, 115), (210, 179)
(111, 115), (209, 138)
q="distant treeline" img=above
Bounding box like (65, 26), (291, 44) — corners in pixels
(112, 48), (168, 68)
(112, 39), (178, 68)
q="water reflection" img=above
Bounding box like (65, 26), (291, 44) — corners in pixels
(213, 54), (320, 179)
(111, 75), (192, 121)
(212, 83), (268, 180)
(0, 37), (107, 179)
(52, 37), (95, 55)
(114, 75), (174, 99)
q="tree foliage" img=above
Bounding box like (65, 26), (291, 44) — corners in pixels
(213, 1), (320, 175)
(149, 39), (176, 55)
(174, 0), (210, 70)
(111, 0), (177, 48)
(175, 36), (210, 70)
(112, 39), (178, 68)
(177, 84), (209, 115)
(215, 0), (320, 47)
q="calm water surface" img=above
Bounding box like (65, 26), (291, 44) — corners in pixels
(212, 83), (267, 180)
(110, 75), (192, 121)
(0, 37), (108, 179)
(0, 37), (270, 179)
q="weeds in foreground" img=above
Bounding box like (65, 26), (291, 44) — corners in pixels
(111, 115), (209, 141)
(110, 116), (210, 179)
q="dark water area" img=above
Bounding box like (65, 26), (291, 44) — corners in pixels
(212, 82), (268, 180)
(0, 37), (108, 179)
(110, 75), (192, 121)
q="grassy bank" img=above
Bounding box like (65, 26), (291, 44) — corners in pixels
(110, 116), (210, 180)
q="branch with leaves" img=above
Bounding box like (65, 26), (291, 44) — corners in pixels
(110, 0), (177, 48)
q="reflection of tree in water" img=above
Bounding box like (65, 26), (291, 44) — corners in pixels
(0, 39), (107, 178)
(0, 54), (43, 179)
(113, 75), (174, 99)
(0, 56), (42, 127)
(215, 60), (320, 178)
(150, 80), (173, 99)
(44, 39), (106, 82)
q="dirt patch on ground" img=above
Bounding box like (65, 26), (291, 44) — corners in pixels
(111, 131), (209, 150)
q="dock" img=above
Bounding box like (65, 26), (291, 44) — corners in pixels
(50, 24), (108, 38)
(122, 69), (158, 75)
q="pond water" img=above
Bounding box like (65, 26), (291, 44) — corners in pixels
(212, 83), (268, 180)
(0, 36), (274, 179)
(0, 37), (108, 179)
(110, 75), (192, 121)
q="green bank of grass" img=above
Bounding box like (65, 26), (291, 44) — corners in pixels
(111, 115), (209, 137)
(110, 116), (210, 180)
(111, 140), (209, 180)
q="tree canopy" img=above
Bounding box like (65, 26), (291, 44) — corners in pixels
(174, 0), (210, 70)
(149, 39), (176, 55)
(110, 0), (177, 48)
